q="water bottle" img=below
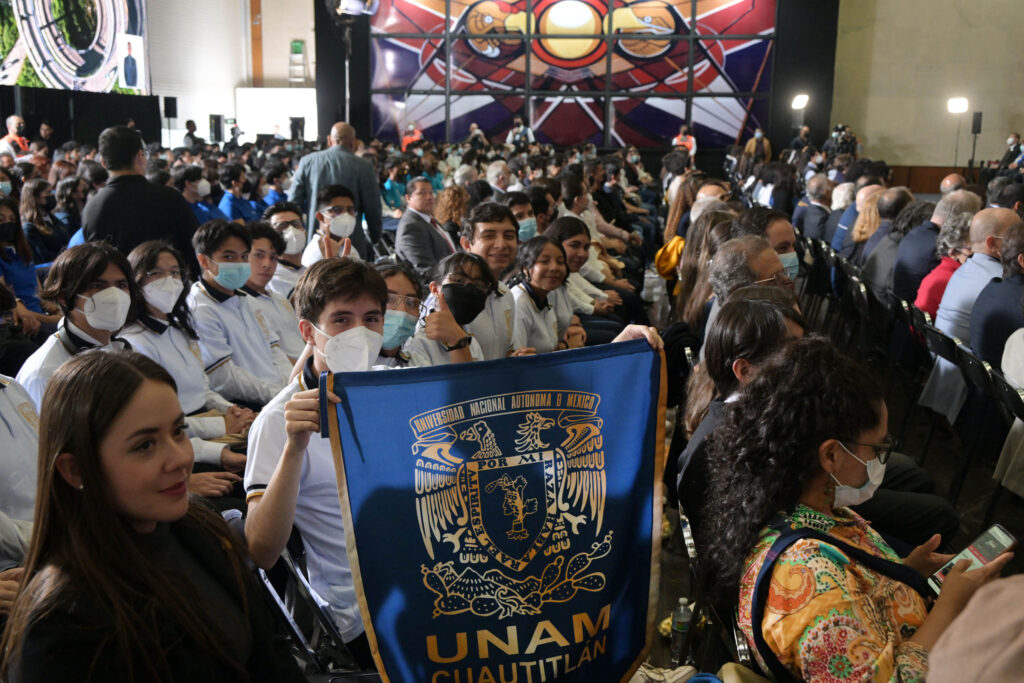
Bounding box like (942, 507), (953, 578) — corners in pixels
(669, 597), (692, 666)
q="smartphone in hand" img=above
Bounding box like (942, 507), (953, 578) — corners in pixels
(928, 524), (1018, 595)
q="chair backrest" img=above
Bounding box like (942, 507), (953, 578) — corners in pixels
(889, 294), (912, 326)
(922, 325), (960, 364)
(955, 343), (996, 397)
(910, 305), (932, 333)
(992, 370), (1024, 422)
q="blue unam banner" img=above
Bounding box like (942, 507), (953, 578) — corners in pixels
(320, 340), (666, 682)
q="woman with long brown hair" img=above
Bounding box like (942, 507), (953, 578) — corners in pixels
(664, 170), (707, 243)
(434, 184), (470, 245)
(674, 209), (736, 330)
(20, 178), (66, 264)
(0, 350), (304, 682)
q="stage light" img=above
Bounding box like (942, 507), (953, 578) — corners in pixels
(791, 94), (809, 111)
(947, 97), (968, 114)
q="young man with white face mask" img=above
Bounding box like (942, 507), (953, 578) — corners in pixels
(244, 258), (397, 670)
(301, 184), (363, 266)
(17, 243), (136, 409)
(187, 220), (292, 408)
(173, 165), (228, 226)
(264, 201), (308, 299)
(263, 161), (291, 206)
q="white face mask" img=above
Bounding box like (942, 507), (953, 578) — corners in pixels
(77, 287), (131, 332)
(1009, 137), (1017, 147)
(283, 226), (306, 254)
(260, 184), (270, 198)
(195, 178), (211, 197)
(312, 324), (382, 373)
(142, 276), (184, 315)
(281, 175), (293, 192)
(329, 213), (356, 239)
(830, 442), (886, 508)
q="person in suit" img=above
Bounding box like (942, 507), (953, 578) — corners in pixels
(799, 173), (832, 240)
(862, 200), (935, 304)
(892, 190), (981, 301)
(970, 221), (1024, 371)
(395, 177), (456, 279)
(123, 42), (138, 87)
(997, 133), (1021, 171)
(289, 122), (382, 259)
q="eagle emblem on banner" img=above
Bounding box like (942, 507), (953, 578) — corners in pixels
(411, 392), (611, 619)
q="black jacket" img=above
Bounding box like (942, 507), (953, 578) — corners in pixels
(676, 399), (724, 532)
(970, 274), (1024, 372)
(16, 516), (305, 683)
(82, 175), (199, 276)
(800, 204), (831, 241)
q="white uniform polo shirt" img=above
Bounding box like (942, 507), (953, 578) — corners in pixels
(244, 361), (369, 642)
(421, 282), (525, 360)
(241, 285), (306, 361)
(510, 282), (573, 354)
(187, 280), (291, 406)
(121, 315), (235, 465)
(0, 375), (39, 522)
(267, 260), (306, 300)
(16, 319), (130, 410)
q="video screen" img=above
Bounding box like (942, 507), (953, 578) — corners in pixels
(0, 0), (149, 94)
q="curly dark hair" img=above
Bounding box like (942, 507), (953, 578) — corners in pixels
(698, 336), (883, 600)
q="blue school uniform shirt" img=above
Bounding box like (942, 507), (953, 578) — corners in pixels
(0, 248), (40, 312)
(381, 179), (406, 211)
(218, 192), (260, 223)
(189, 200), (229, 226)
(264, 188), (286, 206)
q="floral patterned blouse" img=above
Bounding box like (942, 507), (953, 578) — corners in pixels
(737, 505), (930, 682)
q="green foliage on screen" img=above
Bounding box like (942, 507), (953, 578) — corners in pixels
(17, 60), (44, 88)
(51, 0), (98, 51)
(0, 2), (19, 60)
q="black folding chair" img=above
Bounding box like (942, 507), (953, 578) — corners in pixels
(984, 371), (1024, 526)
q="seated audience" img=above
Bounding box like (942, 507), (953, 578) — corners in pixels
(20, 179), (66, 265)
(244, 258), (392, 669)
(510, 236), (578, 353)
(175, 164), (228, 225)
(406, 253), (489, 366)
(0, 198), (57, 337)
(301, 185), (363, 266)
(0, 350), (304, 681)
(17, 243), (136, 409)
(838, 184), (883, 260)
(187, 220), (291, 408)
(217, 162), (260, 224)
(261, 161), (290, 206)
(823, 181), (854, 244)
(242, 222), (305, 361)
(264, 201), (307, 298)
(51, 176), (86, 238)
(862, 200), (935, 303)
(395, 176), (456, 278)
(674, 210), (736, 336)
(374, 261), (423, 367)
(545, 216), (626, 344)
(701, 337), (1011, 682)
(969, 220), (1024, 370)
(731, 207), (800, 280)
(798, 173), (832, 240)
(893, 189), (982, 301)
(918, 208), (1021, 424)
(502, 190), (538, 243)
(859, 186), (914, 265)
(122, 240), (255, 486)
(914, 212), (971, 317)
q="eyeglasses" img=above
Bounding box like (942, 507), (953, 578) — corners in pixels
(273, 219), (303, 230)
(841, 435), (894, 465)
(387, 292), (422, 311)
(754, 271), (794, 287)
(445, 273), (491, 293)
(145, 268), (183, 280)
(322, 205), (358, 217)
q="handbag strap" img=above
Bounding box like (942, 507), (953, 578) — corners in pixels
(749, 517), (929, 682)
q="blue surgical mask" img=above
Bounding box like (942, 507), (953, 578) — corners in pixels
(517, 216), (537, 241)
(779, 251), (800, 281)
(754, 131), (763, 140)
(381, 310), (417, 350)
(0, 181), (11, 196)
(212, 261), (251, 291)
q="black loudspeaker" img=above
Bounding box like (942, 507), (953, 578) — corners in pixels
(164, 96), (177, 119)
(972, 112), (983, 135)
(209, 114), (224, 143)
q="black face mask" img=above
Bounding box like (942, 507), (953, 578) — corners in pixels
(42, 196), (56, 212)
(0, 221), (16, 243)
(441, 283), (488, 326)
(15, 124), (24, 137)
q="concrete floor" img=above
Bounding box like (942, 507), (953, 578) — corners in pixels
(647, 343), (1024, 671)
